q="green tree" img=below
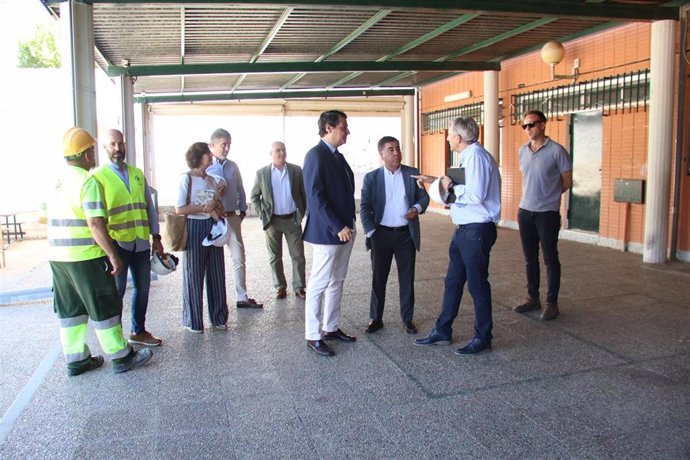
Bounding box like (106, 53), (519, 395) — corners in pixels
(17, 24), (61, 69)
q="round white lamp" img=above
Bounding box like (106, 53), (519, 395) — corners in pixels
(541, 40), (578, 83)
(541, 40), (565, 66)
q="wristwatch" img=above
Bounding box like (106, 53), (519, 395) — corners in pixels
(152, 234), (162, 241)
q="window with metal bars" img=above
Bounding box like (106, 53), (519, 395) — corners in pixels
(422, 102), (484, 134)
(510, 69), (650, 124)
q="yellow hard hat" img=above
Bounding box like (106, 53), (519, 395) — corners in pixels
(62, 127), (96, 157)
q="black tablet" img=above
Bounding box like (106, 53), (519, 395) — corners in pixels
(447, 167), (465, 185)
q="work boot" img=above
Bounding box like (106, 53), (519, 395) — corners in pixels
(67, 356), (104, 376)
(113, 348), (153, 374)
(513, 297), (541, 313)
(540, 303), (560, 321)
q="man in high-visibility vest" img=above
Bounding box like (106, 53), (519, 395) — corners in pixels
(93, 129), (164, 347)
(48, 127), (153, 376)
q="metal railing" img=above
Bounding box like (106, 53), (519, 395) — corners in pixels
(510, 69), (650, 123)
(422, 101), (484, 134)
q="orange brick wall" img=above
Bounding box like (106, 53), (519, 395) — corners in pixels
(419, 22), (690, 253)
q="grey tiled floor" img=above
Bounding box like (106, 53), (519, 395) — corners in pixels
(1, 214), (688, 459)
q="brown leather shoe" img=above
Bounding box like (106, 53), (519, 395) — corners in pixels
(540, 303), (559, 321)
(128, 331), (163, 347)
(276, 288), (287, 299)
(513, 298), (541, 313)
(294, 288), (306, 299)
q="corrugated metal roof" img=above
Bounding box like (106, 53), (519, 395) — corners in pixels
(44, 0), (680, 102)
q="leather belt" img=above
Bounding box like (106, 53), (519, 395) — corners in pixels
(272, 213), (295, 220)
(379, 225), (408, 232)
(455, 222), (495, 229)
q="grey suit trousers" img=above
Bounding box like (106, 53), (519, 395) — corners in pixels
(265, 216), (306, 291)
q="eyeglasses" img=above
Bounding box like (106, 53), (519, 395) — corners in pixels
(521, 121), (544, 130)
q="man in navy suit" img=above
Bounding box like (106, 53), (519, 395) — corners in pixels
(302, 110), (357, 357)
(360, 136), (429, 335)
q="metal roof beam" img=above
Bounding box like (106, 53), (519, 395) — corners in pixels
(280, 8), (391, 89)
(232, 7), (293, 92)
(327, 13), (479, 88)
(490, 21), (620, 64)
(414, 20), (621, 87)
(438, 17), (557, 62)
(374, 16), (555, 87)
(318, 9), (392, 62)
(378, 13), (480, 62)
(108, 60), (500, 77)
(251, 7), (293, 63)
(71, 0), (679, 22)
(134, 88), (416, 103)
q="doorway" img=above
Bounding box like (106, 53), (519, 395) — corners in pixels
(569, 110), (602, 232)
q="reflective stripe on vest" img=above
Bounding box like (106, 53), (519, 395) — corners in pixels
(92, 165), (149, 243)
(47, 166), (106, 262)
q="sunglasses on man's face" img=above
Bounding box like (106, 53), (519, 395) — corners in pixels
(521, 121), (543, 130)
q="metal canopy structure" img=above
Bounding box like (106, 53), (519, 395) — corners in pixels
(42, 0), (683, 103)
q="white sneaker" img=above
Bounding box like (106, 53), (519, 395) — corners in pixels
(183, 326), (203, 333)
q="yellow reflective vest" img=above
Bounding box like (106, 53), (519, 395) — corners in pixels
(92, 164), (150, 243)
(47, 166), (107, 262)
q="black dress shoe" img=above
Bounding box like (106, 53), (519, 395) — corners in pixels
(307, 339), (334, 357)
(454, 338), (491, 355)
(237, 298), (263, 308)
(414, 329), (451, 346)
(403, 321), (418, 335)
(322, 328), (356, 342)
(365, 320), (383, 333)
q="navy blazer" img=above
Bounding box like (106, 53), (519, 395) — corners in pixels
(302, 140), (356, 245)
(359, 164), (430, 251)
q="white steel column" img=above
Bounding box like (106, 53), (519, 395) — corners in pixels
(643, 20), (676, 263)
(483, 71), (499, 158)
(140, 103), (153, 185)
(402, 95), (416, 167)
(118, 75), (137, 166)
(60, 0), (97, 136)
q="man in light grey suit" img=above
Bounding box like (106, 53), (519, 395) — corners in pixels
(250, 141), (307, 300)
(360, 136), (430, 334)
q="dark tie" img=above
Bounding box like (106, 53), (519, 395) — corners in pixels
(334, 150), (353, 194)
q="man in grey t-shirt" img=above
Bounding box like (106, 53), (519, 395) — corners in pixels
(513, 111), (572, 320)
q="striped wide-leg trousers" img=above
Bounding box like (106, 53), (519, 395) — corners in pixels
(182, 217), (228, 330)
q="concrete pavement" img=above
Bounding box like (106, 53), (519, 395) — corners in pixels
(0, 213), (688, 458)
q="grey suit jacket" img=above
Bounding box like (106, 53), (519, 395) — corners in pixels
(359, 164), (430, 251)
(250, 163), (307, 230)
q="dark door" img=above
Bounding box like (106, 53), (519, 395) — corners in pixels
(569, 111), (602, 232)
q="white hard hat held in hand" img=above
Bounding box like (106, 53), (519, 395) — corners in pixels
(202, 218), (230, 247)
(151, 252), (179, 275)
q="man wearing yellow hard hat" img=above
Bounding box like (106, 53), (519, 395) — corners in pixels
(47, 127), (153, 376)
